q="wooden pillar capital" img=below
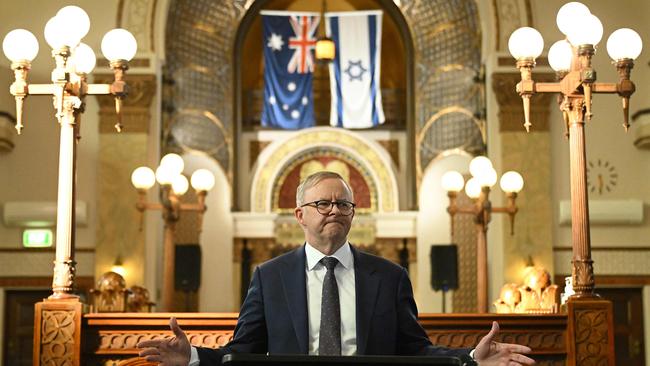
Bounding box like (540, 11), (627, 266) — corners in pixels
(491, 72), (556, 132)
(93, 73), (157, 133)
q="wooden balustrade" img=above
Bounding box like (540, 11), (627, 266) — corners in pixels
(81, 312), (568, 366)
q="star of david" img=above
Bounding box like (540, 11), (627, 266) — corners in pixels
(344, 60), (367, 81)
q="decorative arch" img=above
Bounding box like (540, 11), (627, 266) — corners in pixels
(233, 0), (417, 207)
(250, 127), (399, 213)
(272, 148), (378, 214)
(162, 0), (485, 208)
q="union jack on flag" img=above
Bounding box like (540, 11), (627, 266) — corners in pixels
(288, 15), (319, 74)
(260, 11), (319, 129)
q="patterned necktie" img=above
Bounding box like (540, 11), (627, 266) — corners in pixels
(319, 256), (341, 355)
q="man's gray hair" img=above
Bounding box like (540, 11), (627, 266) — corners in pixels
(295, 171), (354, 206)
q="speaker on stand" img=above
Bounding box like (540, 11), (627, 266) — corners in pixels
(175, 244), (201, 311)
(430, 244), (459, 313)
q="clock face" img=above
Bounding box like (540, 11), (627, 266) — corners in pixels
(586, 159), (618, 195)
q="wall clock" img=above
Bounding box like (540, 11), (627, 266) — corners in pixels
(586, 159), (617, 195)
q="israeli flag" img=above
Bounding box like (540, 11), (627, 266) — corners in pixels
(326, 11), (385, 128)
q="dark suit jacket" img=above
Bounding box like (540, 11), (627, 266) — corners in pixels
(197, 245), (470, 365)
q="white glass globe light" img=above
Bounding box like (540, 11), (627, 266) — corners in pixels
(43, 15), (83, 49)
(508, 27), (544, 59)
(477, 168), (498, 188)
(191, 169), (216, 192)
(155, 165), (175, 185)
(567, 14), (603, 46)
(159, 153), (184, 176)
(556, 2), (591, 36)
(101, 28), (137, 61)
(469, 156), (493, 178)
(464, 177), (482, 199)
(548, 40), (573, 72)
(44, 17), (65, 49)
(607, 28), (643, 61)
(171, 175), (189, 196)
(2, 29), (39, 62)
(56, 6), (90, 41)
(131, 167), (155, 190)
(70, 43), (96, 74)
(441, 171), (465, 192)
(500, 171), (524, 193)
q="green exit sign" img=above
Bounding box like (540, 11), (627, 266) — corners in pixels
(23, 229), (53, 248)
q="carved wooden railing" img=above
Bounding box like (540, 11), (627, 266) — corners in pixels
(81, 312), (568, 366)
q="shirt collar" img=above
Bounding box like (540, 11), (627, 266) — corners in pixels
(305, 241), (353, 271)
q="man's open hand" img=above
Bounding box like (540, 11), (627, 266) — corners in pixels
(473, 321), (536, 366)
(137, 317), (191, 366)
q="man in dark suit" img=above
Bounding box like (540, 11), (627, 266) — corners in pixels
(138, 171), (535, 365)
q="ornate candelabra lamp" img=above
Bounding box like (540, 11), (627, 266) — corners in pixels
(508, 2), (642, 298)
(2, 6), (137, 299)
(442, 156), (524, 313)
(131, 153), (215, 311)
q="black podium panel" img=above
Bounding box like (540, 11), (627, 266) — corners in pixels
(222, 353), (472, 366)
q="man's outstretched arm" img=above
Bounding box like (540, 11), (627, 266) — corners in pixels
(137, 267), (269, 366)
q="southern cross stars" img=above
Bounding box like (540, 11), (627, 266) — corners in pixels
(267, 33), (284, 51)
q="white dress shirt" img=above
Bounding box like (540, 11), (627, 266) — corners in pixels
(189, 242), (357, 365)
(305, 241), (357, 355)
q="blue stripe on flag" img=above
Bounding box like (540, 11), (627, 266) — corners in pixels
(330, 17), (343, 127)
(368, 14), (378, 126)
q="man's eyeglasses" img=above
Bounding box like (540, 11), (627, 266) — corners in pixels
(300, 200), (356, 216)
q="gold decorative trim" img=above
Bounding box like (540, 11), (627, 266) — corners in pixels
(271, 149), (378, 214)
(416, 106), (485, 179)
(251, 128), (397, 213)
(376, 139), (399, 168)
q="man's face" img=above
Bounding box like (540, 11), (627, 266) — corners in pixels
(294, 177), (354, 248)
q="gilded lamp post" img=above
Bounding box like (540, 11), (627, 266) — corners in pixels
(2, 6), (137, 298)
(442, 156), (523, 313)
(131, 153), (215, 311)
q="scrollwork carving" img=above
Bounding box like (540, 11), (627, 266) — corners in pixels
(574, 308), (609, 365)
(96, 331), (234, 350)
(41, 310), (76, 365)
(428, 330), (564, 349)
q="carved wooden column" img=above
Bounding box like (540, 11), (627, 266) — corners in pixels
(33, 298), (83, 365)
(492, 66), (614, 366)
(567, 299), (615, 365)
(94, 71), (156, 287)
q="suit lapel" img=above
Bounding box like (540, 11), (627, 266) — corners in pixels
(352, 246), (380, 355)
(280, 245), (309, 354)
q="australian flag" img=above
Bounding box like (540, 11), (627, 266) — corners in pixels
(260, 11), (319, 129)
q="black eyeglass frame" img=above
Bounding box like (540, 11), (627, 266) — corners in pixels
(299, 200), (356, 216)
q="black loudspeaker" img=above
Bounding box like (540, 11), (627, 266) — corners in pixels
(430, 245), (459, 291)
(175, 244), (201, 292)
